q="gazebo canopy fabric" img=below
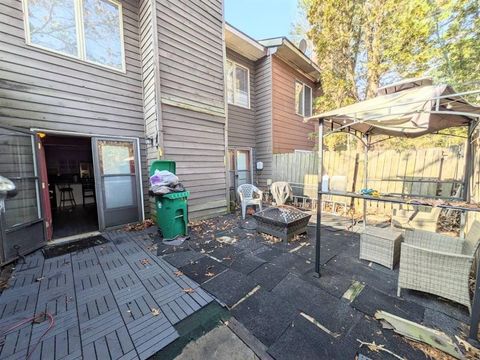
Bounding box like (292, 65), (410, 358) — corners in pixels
(305, 79), (480, 138)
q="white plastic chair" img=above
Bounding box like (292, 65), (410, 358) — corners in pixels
(237, 184), (263, 219)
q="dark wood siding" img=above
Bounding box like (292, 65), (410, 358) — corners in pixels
(254, 55), (273, 189)
(156, 0), (227, 219)
(271, 55), (317, 153)
(0, 0), (149, 217)
(226, 49), (256, 149)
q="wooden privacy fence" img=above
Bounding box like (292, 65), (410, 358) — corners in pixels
(272, 146), (467, 215)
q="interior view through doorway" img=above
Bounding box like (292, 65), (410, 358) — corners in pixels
(228, 148), (252, 202)
(42, 134), (98, 239)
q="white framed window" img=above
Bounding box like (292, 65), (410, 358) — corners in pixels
(295, 80), (312, 117)
(226, 60), (250, 108)
(22, 0), (125, 71)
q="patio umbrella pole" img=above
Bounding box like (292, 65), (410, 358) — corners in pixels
(315, 118), (324, 277)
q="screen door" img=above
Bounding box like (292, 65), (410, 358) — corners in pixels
(0, 125), (46, 264)
(92, 138), (142, 229)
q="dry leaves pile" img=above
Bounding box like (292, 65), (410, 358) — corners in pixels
(124, 219), (154, 232)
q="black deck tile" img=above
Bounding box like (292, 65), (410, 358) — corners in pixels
(249, 262), (289, 291)
(162, 249), (204, 268)
(208, 245), (245, 266)
(327, 254), (398, 295)
(253, 245), (284, 262)
(269, 252), (314, 275)
(229, 253), (266, 275)
(202, 269), (258, 307)
(402, 288), (470, 323)
(267, 314), (346, 360)
(301, 268), (355, 299)
(179, 256), (227, 284)
(339, 314), (427, 360)
(351, 285), (425, 323)
(234, 236), (265, 253)
(272, 273), (362, 335)
(231, 288), (298, 347)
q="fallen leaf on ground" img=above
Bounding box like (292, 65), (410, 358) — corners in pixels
(174, 270), (183, 277)
(205, 272), (215, 277)
(183, 288), (195, 294)
(151, 308), (160, 316)
(140, 259), (151, 265)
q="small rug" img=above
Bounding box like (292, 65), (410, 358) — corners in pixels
(42, 235), (109, 259)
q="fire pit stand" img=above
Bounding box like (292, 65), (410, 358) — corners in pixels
(253, 206), (312, 242)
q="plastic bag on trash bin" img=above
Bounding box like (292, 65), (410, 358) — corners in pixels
(150, 170), (178, 186)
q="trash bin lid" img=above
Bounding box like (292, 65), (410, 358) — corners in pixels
(150, 160), (176, 176)
(162, 191), (189, 199)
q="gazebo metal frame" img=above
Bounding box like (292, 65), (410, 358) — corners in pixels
(307, 88), (480, 344)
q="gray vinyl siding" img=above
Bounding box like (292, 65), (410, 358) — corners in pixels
(0, 0), (144, 137)
(254, 55), (273, 189)
(226, 49), (256, 149)
(0, 0), (150, 217)
(156, 0), (228, 219)
(139, 0), (161, 218)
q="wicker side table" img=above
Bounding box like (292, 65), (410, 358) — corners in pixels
(359, 226), (403, 269)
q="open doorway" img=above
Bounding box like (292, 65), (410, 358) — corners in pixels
(42, 134), (98, 239)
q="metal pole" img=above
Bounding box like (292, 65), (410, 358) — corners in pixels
(362, 135), (369, 229)
(315, 118), (324, 277)
(468, 119), (480, 346)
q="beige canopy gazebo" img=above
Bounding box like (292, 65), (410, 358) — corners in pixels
(305, 78), (480, 344)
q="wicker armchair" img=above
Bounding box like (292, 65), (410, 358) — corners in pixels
(397, 220), (480, 312)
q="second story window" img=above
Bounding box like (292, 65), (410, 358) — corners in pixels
(295, 81), (312, 117)
(23, 0), (125, 71)
(226, 60), (250, 108)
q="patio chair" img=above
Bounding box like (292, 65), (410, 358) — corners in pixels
(237, 184), (263, 219)
(391, 207), (442, 232)
(397, 220), (480, 312)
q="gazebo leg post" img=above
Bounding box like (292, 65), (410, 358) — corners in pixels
(315, 118), (324, 278)
(468, 253), (480, 345)
(468, 120), (479, 345)
(362, 135), (369, 229)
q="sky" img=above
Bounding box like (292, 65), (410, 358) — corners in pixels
(225, 0), (299, 40)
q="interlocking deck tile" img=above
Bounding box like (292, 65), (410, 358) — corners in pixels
(0, 228), (211, 359)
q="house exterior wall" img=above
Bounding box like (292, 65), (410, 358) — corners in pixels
(254, 55), (273, 189)
(155, 0), (228, 219)
(271, 55), (317, 154)
(226, 48), (256, 149)
(0, 0), (150, 215)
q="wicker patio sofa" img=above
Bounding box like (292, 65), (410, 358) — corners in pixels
(397, 220), (480, 312)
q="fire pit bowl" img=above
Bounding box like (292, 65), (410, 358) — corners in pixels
(253, 206), (312, 242)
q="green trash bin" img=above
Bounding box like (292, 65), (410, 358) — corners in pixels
(150, 160), (189, 239)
